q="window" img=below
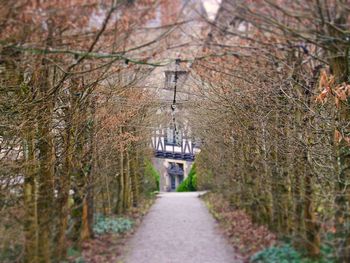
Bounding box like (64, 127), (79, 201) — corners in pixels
(165, 128), (182, 146)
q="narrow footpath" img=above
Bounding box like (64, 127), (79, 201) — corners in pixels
(123, 192), (242, 263)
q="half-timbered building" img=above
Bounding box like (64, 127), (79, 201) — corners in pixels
(146, 0), (207, 191)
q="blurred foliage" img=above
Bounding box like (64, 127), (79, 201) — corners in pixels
(250, 241), (336, 263)
(0, 244), (22, 263)
(143, 159), (160, 193)
(250, 244), (302, 263)
(176, 163), (197, 192)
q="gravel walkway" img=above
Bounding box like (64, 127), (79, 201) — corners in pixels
(123, 192), (242, 263)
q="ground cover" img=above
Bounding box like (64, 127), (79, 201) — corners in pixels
(66, 196), (156, 263)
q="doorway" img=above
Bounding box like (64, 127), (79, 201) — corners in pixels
(171, 175), (176, 190)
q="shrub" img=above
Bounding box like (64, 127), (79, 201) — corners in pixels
(177, 163), (197, 192)
(250, 242), (336, 263)
(143, 159), (160, 192)
(93, 214), (133, 235)
(0, 244), (22, 263)
(250, 244), (302, 263)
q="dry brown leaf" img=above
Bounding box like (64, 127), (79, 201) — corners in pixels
(318, 70), (328, 91)
(315, 86), (331, 103)
(335, 97), (340, 108)
(344, 137), (350, 146)
(335, 129), (342, 143)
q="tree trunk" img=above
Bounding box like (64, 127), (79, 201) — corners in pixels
(36, 63), (55, 263)
(123, 149), (132, 210)
(80, 197), (91, 241)
(335, 107), (350, 262)
(116, 147), (124, 214)
(82, 102), (95, 241)
(302, 66), (321, 258)
(303, 162), (320, 258)
(326, 12), (350, 262)
(130, 147), (139, 207)
(23, 132), (38, 263)
(55, 108), (72, 260)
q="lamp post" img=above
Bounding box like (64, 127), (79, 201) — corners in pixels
(171, 58), (182, 146)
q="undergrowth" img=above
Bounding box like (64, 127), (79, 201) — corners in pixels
(250, 242), (336, 263)
(250, 244), (302, 263)
(93, 214), (134, 235)
(203, 192), (337, 263)
(144, 159), (160, 192)
(203, 192), (276, 261)
(78, 197), (156, 263)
